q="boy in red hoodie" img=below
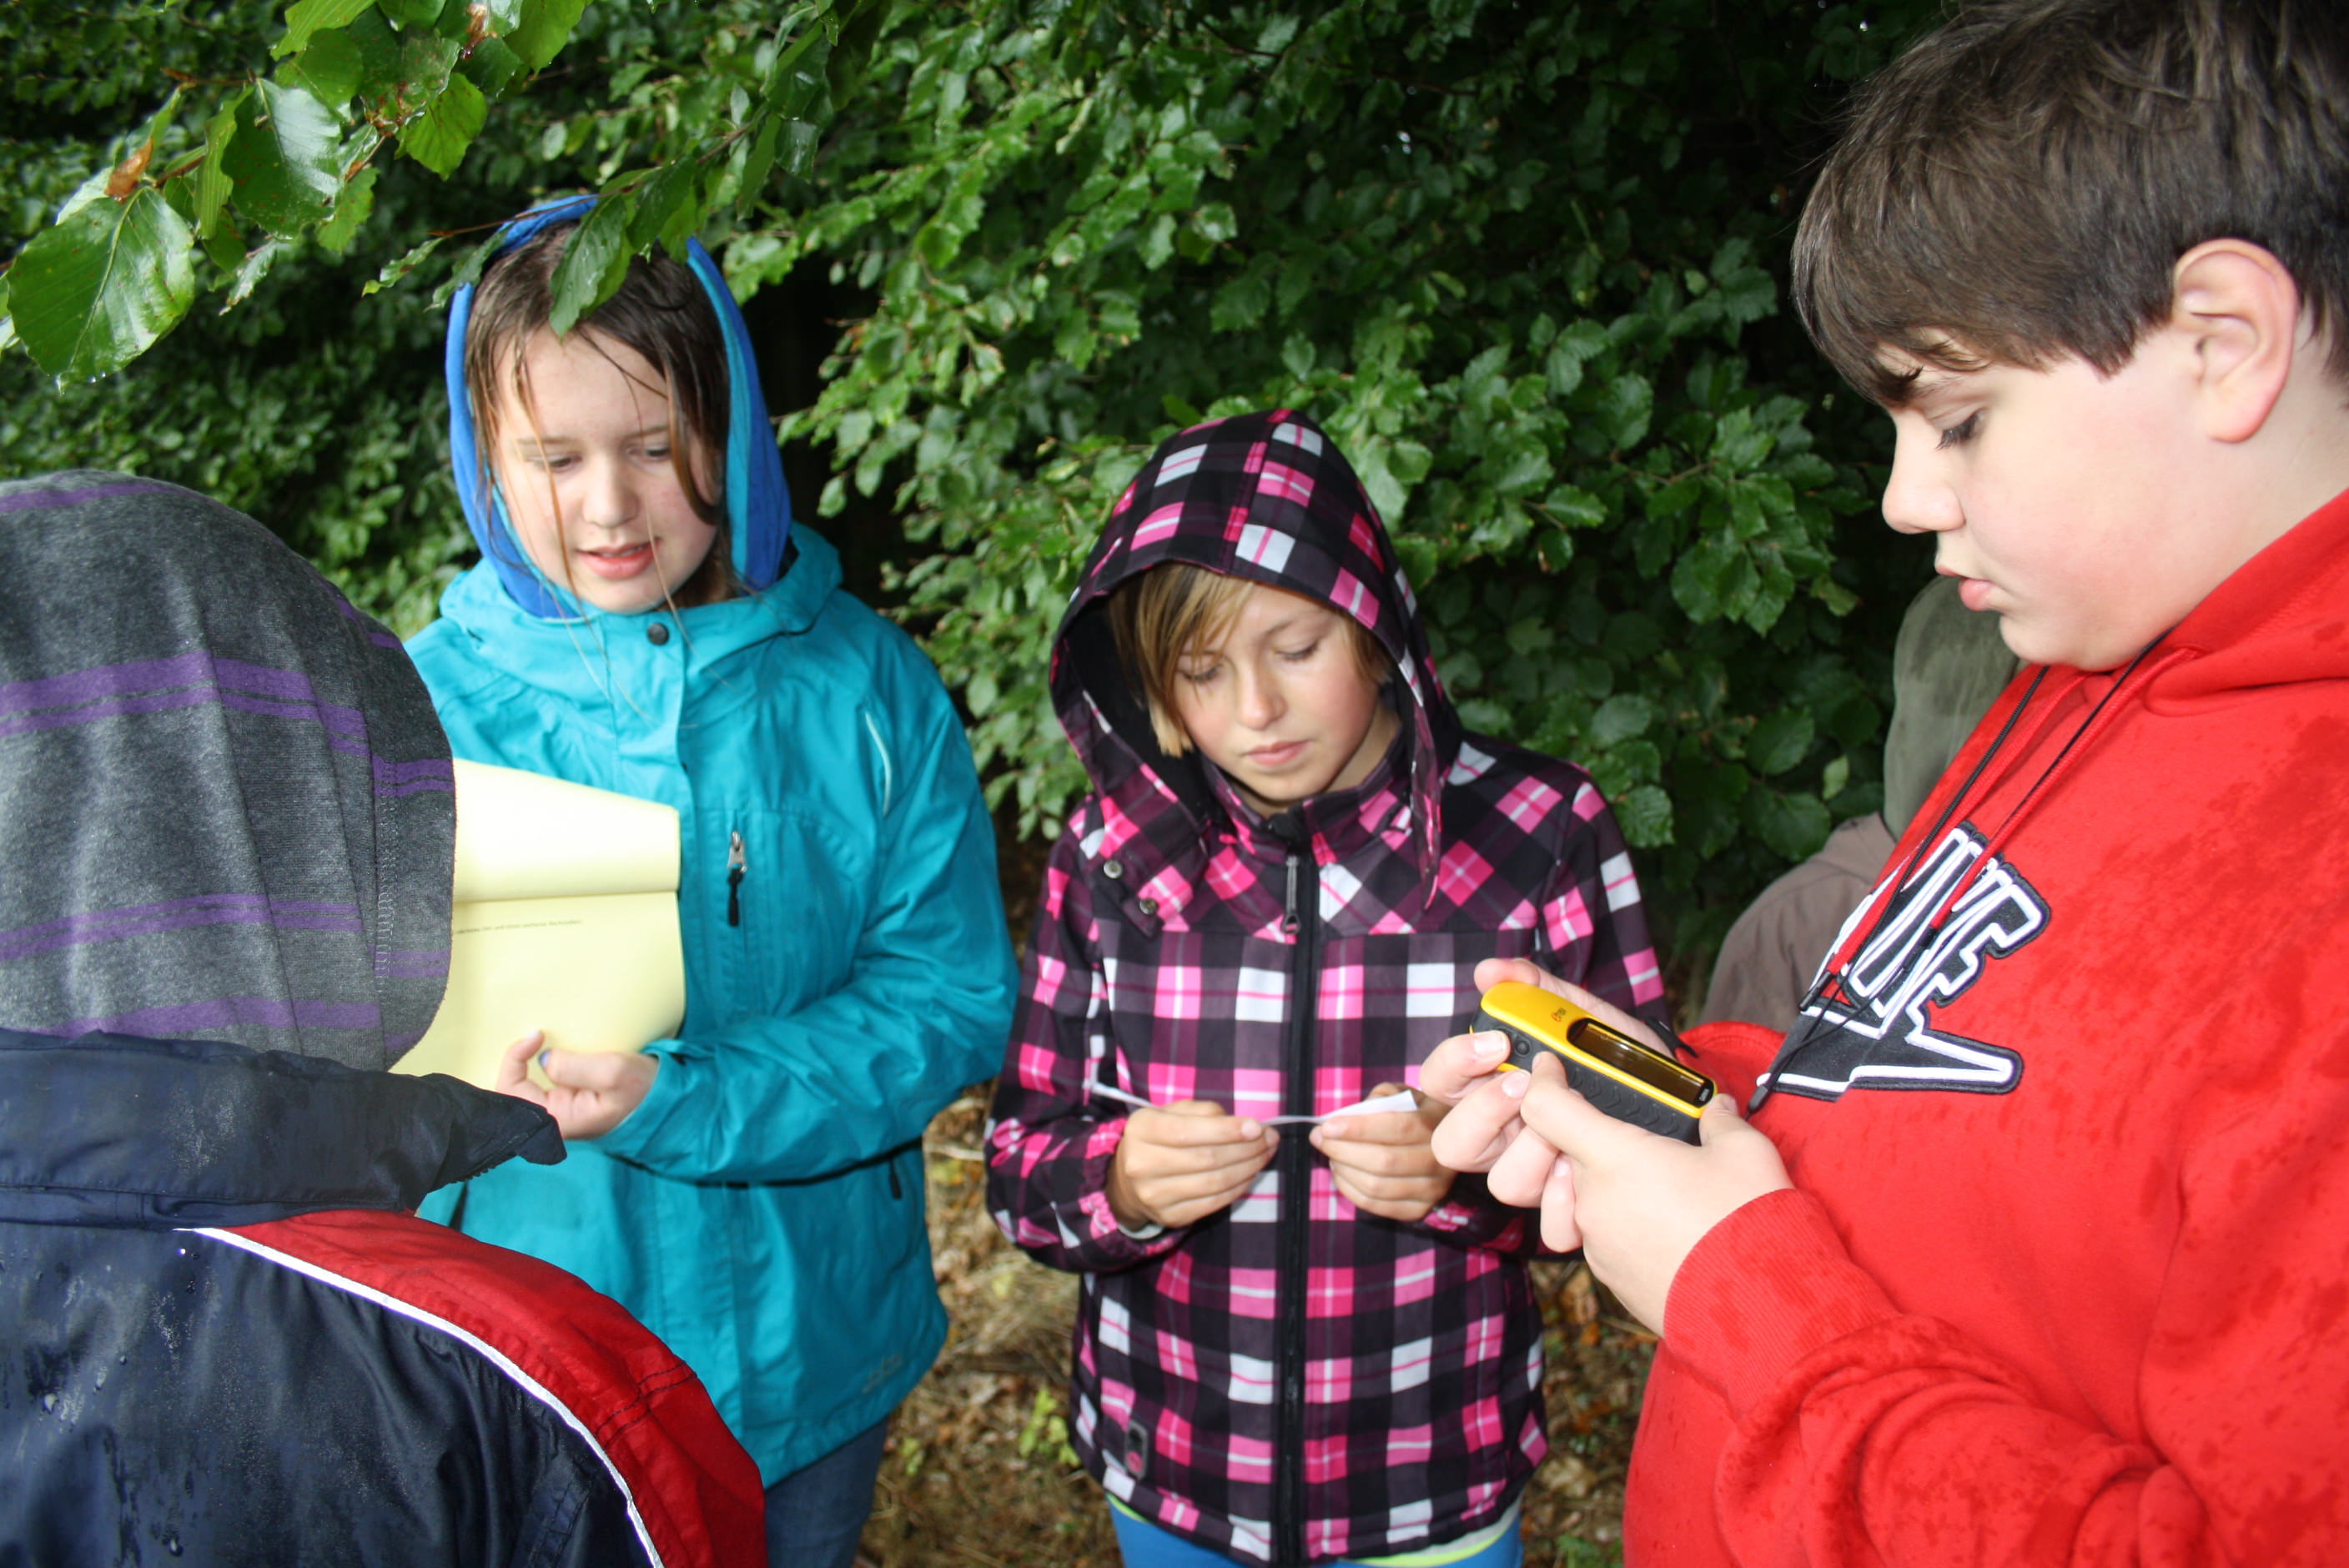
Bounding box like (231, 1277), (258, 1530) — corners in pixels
(1421, 1), (2349, 1562)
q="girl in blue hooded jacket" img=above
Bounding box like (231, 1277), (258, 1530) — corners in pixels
(406, 199), (1018, 1568)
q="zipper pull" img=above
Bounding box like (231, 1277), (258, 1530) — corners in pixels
(727, 830), (746, 927)
(1283, 850), (1300, 937)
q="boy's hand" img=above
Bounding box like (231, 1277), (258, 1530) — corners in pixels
(494, 1030), (661, 1141)
(1518, 1078), (1789, 1332)
(1419, 956), (1794, 1333)
(1108, 1102), (1278, 1230)
(1311, 1083), (1455, 1223)
(1422, 957), (1653, 1202)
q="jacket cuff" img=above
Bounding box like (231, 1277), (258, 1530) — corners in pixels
(1078, 1116), (1185, 1265)
(1416, 1172), (1531, 1252)
(1662, 1186), (1899, 1418)
(592, 1039), (689, 1165)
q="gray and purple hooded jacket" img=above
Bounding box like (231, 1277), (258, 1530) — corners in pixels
(986, 410), (1664, 1566)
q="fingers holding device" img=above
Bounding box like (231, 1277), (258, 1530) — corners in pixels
(1476, 980), (1715, 1145)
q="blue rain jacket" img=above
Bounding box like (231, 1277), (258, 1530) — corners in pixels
(410, 204), (1016, 1481)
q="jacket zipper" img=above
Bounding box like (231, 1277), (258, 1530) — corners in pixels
(1269, 815), (1318, 1568)
(727, 830), (746, 927)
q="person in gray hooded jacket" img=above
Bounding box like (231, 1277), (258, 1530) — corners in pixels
(0, 472), (762, 1566)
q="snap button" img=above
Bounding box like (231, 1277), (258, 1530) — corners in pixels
(1125, 1421), (1150, 1480)
(1103, 858), (1124, 881)
(1138, 897), (1158, 916)
(646, 621), (671, 646)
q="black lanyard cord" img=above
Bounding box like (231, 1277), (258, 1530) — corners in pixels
(1748, 637), (2162, 1113)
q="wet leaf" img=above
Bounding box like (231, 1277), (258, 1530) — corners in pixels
(10, 188), (195, 380)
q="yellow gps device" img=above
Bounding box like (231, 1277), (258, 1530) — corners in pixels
(1476, 981), (1713, 1144)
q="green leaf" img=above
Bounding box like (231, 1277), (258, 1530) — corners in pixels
(1669, 532), (1740, 622)
(827, 0), (894, 105)
(1613, 785), (1675, 848)
(1487, 443), (1552, 498)
(362, 232), (441, 295)
(762, 24), (832, 118)
(224, 80), (341, 233)
(314, 163), (377, 255)
(1589, 694), (1655, 746)
(1139, 212), (1176, 269)
(506, 0), (588, 70)
(222, 236), (285, 310)
(1541, 484), (1607, 530)
(1747, 708), (1815, 776)
(1212, 269), (1271, 332)
(378, 0), (445, 28)
(1821, 755), (1852, 801)
(737, 114), (783, 206)
(195, 98), (243, 237)
(275, 0), (375, 58)
(284, 28), (365, 108)
(459, 36), (525, 98)
(547, 192), (636, 334)
(396, 70), (486, 178)
(630, 162), (707, 256)
(10, 188), (196, 380)
(344, 7), (409, 97)
(775, 118), (821, 179)
(0, 276), (16, 356)
(1748, 787), (1833, 861)
(199, 214), (249, 272)
(1596, 372), (1653, 448)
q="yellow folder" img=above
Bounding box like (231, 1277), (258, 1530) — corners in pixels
(396, 760), (685, 1090)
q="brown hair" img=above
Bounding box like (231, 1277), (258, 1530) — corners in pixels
(1794, 0), (2349, 404)
(465, 223), (739, 606)
(1109, 562), (1391, 756)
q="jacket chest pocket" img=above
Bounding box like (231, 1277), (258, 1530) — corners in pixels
(702, 807), (871, 1022)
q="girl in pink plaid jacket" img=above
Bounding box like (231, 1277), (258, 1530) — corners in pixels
(987, 410), (1664, 1567)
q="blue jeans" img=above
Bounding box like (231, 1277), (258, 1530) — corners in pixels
(764, 1418), (891, 1568)
(1109, 1505), (1525, 1568)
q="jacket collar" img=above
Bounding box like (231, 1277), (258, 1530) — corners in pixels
(0, 1030), (561, 1229)
(433, 526), (842, 704)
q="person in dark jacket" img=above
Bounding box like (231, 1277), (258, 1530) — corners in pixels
(986, 411), (1664, 1566)
(0, 472), (763, 1566)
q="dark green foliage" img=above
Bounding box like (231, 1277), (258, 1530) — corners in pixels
(1, 0), (1949, 954)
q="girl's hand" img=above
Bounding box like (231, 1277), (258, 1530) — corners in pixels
(1107, 1102), (1278, 1230)
(1311, 1083), (1456, 1222)
(1518, 1078), (1790, 1333)
(494, 1030), (661, 1141)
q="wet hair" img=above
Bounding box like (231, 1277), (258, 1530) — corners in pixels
(1793, 0), (2349, 404)
(1109, 561), (1391, 756)
(464, 223), (738, 606)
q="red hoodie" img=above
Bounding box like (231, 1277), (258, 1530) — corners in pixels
(1635, 485), (2349, 1566)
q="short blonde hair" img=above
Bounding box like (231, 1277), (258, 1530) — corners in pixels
(1108, 562), (1391, 756)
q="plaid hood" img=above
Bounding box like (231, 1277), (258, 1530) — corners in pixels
(1050, 410), (1460, 913)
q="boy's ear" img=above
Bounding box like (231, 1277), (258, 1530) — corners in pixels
(2168, 239), (2302, 445)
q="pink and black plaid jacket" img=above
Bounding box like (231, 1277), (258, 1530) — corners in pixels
(987, 410), (1664, 1566)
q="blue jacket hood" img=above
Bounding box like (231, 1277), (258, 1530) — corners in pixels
(444, 194), (792, 620)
